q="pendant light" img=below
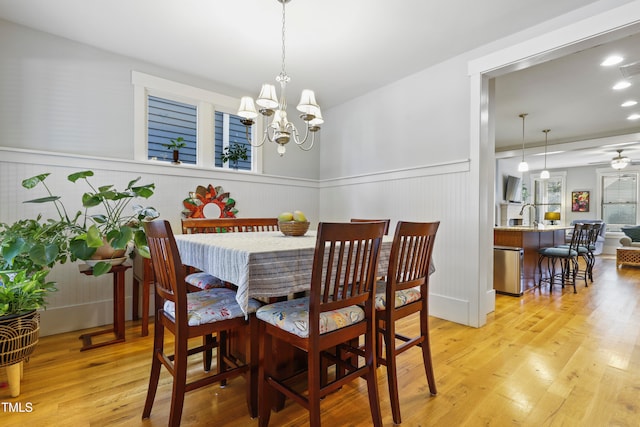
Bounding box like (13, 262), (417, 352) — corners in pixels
(540, 129), (550, 179)
(517, 113), (529, 172)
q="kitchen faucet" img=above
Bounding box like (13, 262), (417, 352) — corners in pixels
(519, 203), (538, 226)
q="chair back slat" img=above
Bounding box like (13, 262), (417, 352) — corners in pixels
(144, 220), (188, 321)
(181, 218), (279, 234)
(589, 223), (602, 246)
(309, 222), (385, 326)
(388, 221), (439, 294)
(568, 222), (588, 252)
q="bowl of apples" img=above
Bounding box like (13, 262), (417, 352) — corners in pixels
(278, 210), (310, 236)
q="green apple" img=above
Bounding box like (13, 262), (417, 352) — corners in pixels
(293, 210), (307, 222)
(278, 211), (294, 222)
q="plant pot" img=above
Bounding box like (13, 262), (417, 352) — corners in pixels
(91, 238), (126, 260)
(0, 310), (40, 367)
(172, 149), (181, 164)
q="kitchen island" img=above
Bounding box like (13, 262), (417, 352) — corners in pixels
(494, 225), (571, 290)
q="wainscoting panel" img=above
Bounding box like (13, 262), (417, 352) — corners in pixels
(319, 159), (476, 325)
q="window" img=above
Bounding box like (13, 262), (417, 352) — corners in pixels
(601, 172), (638, 231)
(533, 175), (564, 224)
(132, 71), (261, 172)
(147, 96), (197, 164)
(214, 112), (252, 170)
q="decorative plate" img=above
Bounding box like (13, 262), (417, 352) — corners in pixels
(182, 184), (238, 218)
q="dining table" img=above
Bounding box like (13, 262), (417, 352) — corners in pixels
(174, 230), (397, 316)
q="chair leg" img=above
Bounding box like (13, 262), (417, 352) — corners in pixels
(258, 324), (273, 427)
(246, 318), (259, 418)
(168, 336), (189, 427)
(421, 307), (437, 396)
(203, 334), (213, 373)
(384, 319), (402, 424)
(365, 324), (383, 427)
(308, 351), (322, 427)
(142, 315), (164, 420)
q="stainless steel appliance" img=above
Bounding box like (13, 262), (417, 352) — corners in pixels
(493, 246), (523, 296)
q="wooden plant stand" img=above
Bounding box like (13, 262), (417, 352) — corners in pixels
(78, 264), (130, 351)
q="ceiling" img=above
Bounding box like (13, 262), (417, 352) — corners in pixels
(1, 0), (639, 169)
(494, 29), (640, 171)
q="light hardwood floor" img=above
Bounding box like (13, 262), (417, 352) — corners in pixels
(2, 256), (639, 426)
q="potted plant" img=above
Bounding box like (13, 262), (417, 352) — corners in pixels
(22, 171), (159, 276)
(220, 142), (249, 169)
(0, 216), (76, 396)
(163, 136), (187, 164)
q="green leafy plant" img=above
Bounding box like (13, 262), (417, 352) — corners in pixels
(22, 171), (159, 276)
(220, 142), (249, 169)
(0, 216), (77, 316)
(162, 136), (187, 151)
(0, 270), (55, 316)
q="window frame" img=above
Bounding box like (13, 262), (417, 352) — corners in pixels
(132, 71), (262, 173)
(530, 172), (566, 224)
(597, 168), (640, 231)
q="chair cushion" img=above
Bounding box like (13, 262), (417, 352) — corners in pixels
(185, 272), (225, 290)
(374, 280), (421, 310)
(538, 247), (578, 257)
(163, 287), (262, 326)
(256, 296), (365, 338)
(556, 244), (589, 254)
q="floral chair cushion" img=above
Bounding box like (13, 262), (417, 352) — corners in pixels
(163, 287), (262, 326)
(184, 272), (225, 290)
(374, 280), (422, 310)
(256, 296), (365, 338)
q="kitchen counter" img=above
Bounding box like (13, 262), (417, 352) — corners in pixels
(494, 225), (572, 232)
(494, 226), (571, 290)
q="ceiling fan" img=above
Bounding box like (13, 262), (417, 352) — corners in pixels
(611, 149), (632, 169)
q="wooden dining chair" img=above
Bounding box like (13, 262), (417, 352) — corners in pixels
(350, 218), (391, 235)
(256, 222), (386, 427)
(141, 220), (263, 427)
(181, 217), (279, 234)
(374, 220), (440, 424)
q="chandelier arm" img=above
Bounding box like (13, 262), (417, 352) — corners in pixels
(245, 124), (269, 148)
(290, 123), (315, 150)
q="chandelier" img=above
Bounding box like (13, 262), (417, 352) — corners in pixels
(237, 0), (323, 157)
(611, 149), (631, 170)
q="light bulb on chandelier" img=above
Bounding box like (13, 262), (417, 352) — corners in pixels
(237, 0), (323, 157)
(517, 113), (529, 172)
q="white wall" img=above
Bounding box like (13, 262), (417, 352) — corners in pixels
(0, 18), (319, 179)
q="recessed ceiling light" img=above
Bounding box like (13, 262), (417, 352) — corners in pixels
(621, 100), (638, 107)
(613, 80), (632, 90)
(601, 55), (624, 66)
(628, 113), (640, 121)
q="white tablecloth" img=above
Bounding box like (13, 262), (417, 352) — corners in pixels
(175, 231), (393, 315)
